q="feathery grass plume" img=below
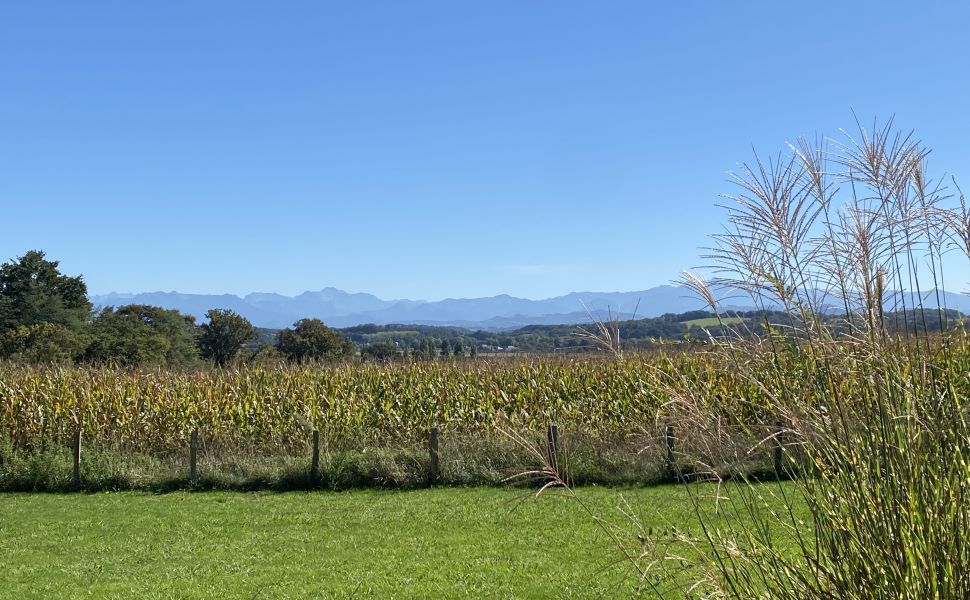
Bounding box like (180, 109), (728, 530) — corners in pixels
(574, 300), (637, 358)
(950, 178), (970, 262)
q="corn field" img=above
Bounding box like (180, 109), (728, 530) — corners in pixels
(0, 356), (671, 452)
(3, 339), (967, 455)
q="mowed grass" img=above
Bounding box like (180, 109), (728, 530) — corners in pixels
(0, 484), (804, 598)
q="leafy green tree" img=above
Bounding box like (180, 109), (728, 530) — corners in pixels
(0, 250), (92, 361)
(276, 318), (353, 362)
(0, 322), (89, 364)
(85, 304), (200, 367)
(245, 343), (285, 366)
(439, 338), (451, 357)
(198, 309), (256, 366)
(361, 339), (398, 362)
(417, 338), (434, 360)
(453, 338), (465, 357)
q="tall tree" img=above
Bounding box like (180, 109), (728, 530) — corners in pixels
(276, 318), (353, 362)
(198, 309), (256, 367)
(1, 322), (89, 364)
(418, 338), (434, 360)
(85, 304), (200, 367)
(361, 339), (397, 362)
(0, 250), (92, 362)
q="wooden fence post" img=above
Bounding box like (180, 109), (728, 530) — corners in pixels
(189, 429), (198, 480)
(773, 423), (784, 479)
(311, 429), (320, 481)
(72, 428), (82, 488)
(546, 424), (559, 474)
(664, 423), (675, 479)
(429, 427), (440, 484)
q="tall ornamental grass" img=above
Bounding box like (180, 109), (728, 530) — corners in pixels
(529, 119), (969, 598)
(665, 119), (970, 598)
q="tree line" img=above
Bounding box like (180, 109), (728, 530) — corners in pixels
(0, 251), (352, 367)
(2, 250), (708, 367)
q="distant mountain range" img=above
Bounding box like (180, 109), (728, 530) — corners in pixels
(91, 286), (709, 330)
(90, 286), (970, 331)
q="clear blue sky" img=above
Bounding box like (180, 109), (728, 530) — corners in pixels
(2, 1), (968, 300)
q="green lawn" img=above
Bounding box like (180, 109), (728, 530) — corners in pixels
(0, 484), (803, 598)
